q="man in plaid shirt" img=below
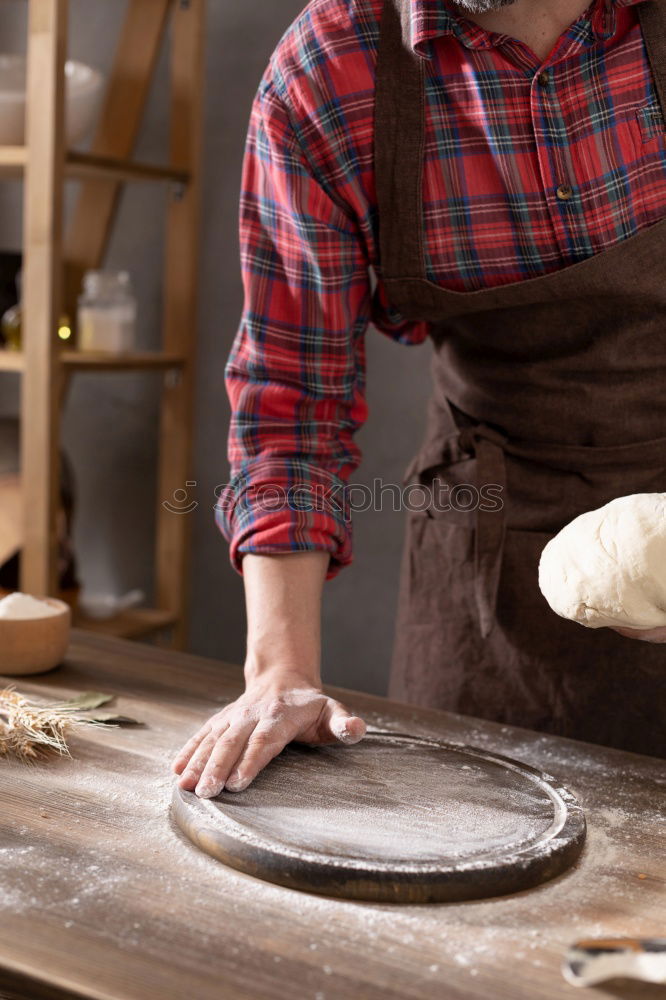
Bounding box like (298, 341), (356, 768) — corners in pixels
(174, 0), (666, 795)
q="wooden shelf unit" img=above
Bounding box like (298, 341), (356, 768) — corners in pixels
(1, 0), (205, 646)
(0, 350), (188, 373)
(0, 146), (190, 186)
(74, 607), (178, 640)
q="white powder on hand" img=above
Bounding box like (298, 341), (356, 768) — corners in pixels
(0, 592), (61, 620)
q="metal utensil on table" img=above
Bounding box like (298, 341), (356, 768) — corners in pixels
(563, 938), (666, 987)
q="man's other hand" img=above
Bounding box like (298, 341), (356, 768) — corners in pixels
(612, 626), (666, 643)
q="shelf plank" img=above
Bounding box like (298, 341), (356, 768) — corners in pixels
(60, 351), (187, 371)
(66, 151), (189, 186)
(0, 147), (188, 185)
(75, 607), (177, 639)
(0, 146), (27, 170)
(0, 592), (175, 639)
(0, 350), (186, 373)
(0, 351), (25, 372)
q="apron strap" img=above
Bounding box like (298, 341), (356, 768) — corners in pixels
(374, 0), (425, 281)
(638, 1), (666, 118)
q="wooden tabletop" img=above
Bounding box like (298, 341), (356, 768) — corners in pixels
(0, 633), (664, 1000)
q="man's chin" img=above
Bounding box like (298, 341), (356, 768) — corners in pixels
(451, 0), (517, 11)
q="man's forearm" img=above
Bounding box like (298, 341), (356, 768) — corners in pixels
(242, 551), (330, 686)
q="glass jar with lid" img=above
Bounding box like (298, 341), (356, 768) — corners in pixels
(77, 270), (137, 353)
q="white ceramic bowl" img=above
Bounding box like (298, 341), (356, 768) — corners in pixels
(0, 55), (104, 147)
(0, 597), (71, 675)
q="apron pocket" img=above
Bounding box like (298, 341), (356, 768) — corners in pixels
(404, 515), (555, 632)
(410, 453), (484, 529)
(402, 510), (476, 627)
(393, 519), (564, 728)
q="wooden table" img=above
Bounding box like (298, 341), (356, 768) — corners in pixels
(0, 633), (664, 1000)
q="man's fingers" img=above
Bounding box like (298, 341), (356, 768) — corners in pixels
(322, 701), (367, 745)
(172, 707), (235, 774)
(195, 719), (258, 798)
(177, 731), (219, 789)
(172, 722), (215, 775)
(225, 720), (300, 793)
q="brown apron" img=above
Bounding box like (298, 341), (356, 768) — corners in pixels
(375, 0), (666, 757)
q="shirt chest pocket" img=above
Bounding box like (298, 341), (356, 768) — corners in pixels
(620, 98), (666, 228)
(634, 100), (666, 145)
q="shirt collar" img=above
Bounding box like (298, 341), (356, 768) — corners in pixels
(410, 0), (650, 59)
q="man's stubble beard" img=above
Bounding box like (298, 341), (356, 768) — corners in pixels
(451, 0), (517, 12)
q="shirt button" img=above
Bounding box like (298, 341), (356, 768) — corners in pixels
(537, 71), (550, 86)
(556, 184), (574, 201)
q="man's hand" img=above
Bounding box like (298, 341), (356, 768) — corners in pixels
(172, 550), (366, 797)
(173, 675), (366, 797)
(612, 625), (666, 643)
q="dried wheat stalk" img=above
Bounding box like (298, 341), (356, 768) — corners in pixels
(0, 688), (113, 763)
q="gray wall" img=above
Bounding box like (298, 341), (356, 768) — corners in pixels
(0, 0), (432, 695)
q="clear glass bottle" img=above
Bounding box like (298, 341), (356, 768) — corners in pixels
(1, 272), (22, 351)
(0, 270), (74, 352)
(77, 270), (137, 354)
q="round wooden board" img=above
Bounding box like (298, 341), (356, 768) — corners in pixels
(171, 732), (586, 903)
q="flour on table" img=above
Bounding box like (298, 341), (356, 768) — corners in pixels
(0, 716), (662, 989)
(539, 493), (666, 629)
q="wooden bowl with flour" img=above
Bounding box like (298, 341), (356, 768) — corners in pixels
(0, 594), (71, 675)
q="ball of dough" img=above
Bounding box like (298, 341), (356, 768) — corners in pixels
(538, 493), (666, 630)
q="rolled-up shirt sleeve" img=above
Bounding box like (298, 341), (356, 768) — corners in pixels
(216, 75), (372, 578)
